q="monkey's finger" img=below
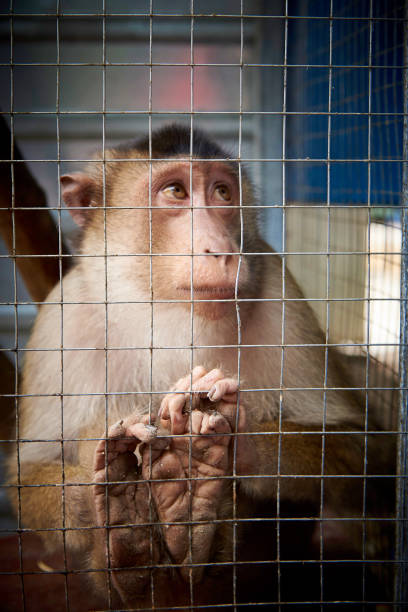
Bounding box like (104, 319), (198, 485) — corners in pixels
(190, 410), (230, 436)
(160, 367), (226, 423)
(159, 367), (208, 421)
(109, 416), (157, 441)
(188, 411), (232, 464)
(207, 378), (239, 403)
(191, 368), (226, 396)
(170, 366), (208, 393)
(190, 409), (205, 434)
(217, 401), (247, 432)
(94, 421), (157, 472)
(166, 394), (189, 435)
(140, 413), (156, 426)
(159, 414), (171, 432)
(219, 392), (238, 404)
(209, 411), (232, 434)
(159, 388), (200, 421)
(159, 392), (188, 421)
(158, 395), (170, 421)
(126, 422), (157, 443)
(203, 411), (231, 436)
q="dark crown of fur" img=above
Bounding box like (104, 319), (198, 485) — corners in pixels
(118, 124), (231, 160)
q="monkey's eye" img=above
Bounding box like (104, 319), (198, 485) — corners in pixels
(214, 184), (232, 202)
(162, 183), (187, 200)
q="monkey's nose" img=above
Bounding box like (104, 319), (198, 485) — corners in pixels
(202, 249), (232, 270)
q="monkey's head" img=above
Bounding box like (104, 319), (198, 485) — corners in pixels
(61, 124), (262, 321)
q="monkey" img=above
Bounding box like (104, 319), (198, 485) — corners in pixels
(7, 125), (395, 610)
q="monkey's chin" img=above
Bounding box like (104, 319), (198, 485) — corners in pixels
(194, 301), (235, 321)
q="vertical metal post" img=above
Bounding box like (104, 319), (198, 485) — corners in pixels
(396, 3), (408, 607)
(259, 0), (284, 252)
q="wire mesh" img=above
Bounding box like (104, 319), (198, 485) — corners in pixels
(0, 0), (405, 610)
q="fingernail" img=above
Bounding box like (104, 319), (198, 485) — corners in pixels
(145, 425), (157, 437)
(208, 385), (217, 401)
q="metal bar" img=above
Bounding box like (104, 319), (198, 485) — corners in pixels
(396, 1), (408, 607)
(147, 2), (156, 608)
(277, 2), (289, 604)
(0, 154), (403, 161)
(0, 12), (404, 21)
(8, 2), (25, 609)
(55, 2), (70, 609)
(101, 1), (113, 605)
(361, 0), (374, 601)
(319, 1), (334, 603)
(230, 4), (244, 608)
(188, 1), (195, 606)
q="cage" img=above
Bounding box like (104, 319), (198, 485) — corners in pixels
(0, 0), (406, 610)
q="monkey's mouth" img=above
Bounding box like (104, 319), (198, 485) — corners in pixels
(177, 285), (237, 300)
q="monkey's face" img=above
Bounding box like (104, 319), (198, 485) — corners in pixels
(143, 161), (251, 320)
(62, 159), (256, 321)
(106, 160), (252, 320)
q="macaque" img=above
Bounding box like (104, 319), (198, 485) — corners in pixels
(7, 125), (395, 609)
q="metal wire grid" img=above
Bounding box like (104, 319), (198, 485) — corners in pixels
(283, 5), (403, 426)
(0, 1), (405, 610)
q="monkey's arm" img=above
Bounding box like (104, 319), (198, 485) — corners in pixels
(10, 369), (240, 609)
(9, 460), (94, 548)
(89, 375), (238, 607)
(7, 423), (165, 608)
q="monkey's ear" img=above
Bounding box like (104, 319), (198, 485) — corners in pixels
(60, 173), (97, 227)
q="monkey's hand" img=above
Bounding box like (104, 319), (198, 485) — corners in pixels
(93, 417), (161, 605)
(145, 366), (246, 583)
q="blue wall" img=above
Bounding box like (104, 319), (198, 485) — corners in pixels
(285, 0), (403, 207)
(279, 0), (403, 208)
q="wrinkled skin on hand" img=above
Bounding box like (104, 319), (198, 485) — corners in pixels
(92, 367), (253, 605)
(93, 417), (159, 604)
